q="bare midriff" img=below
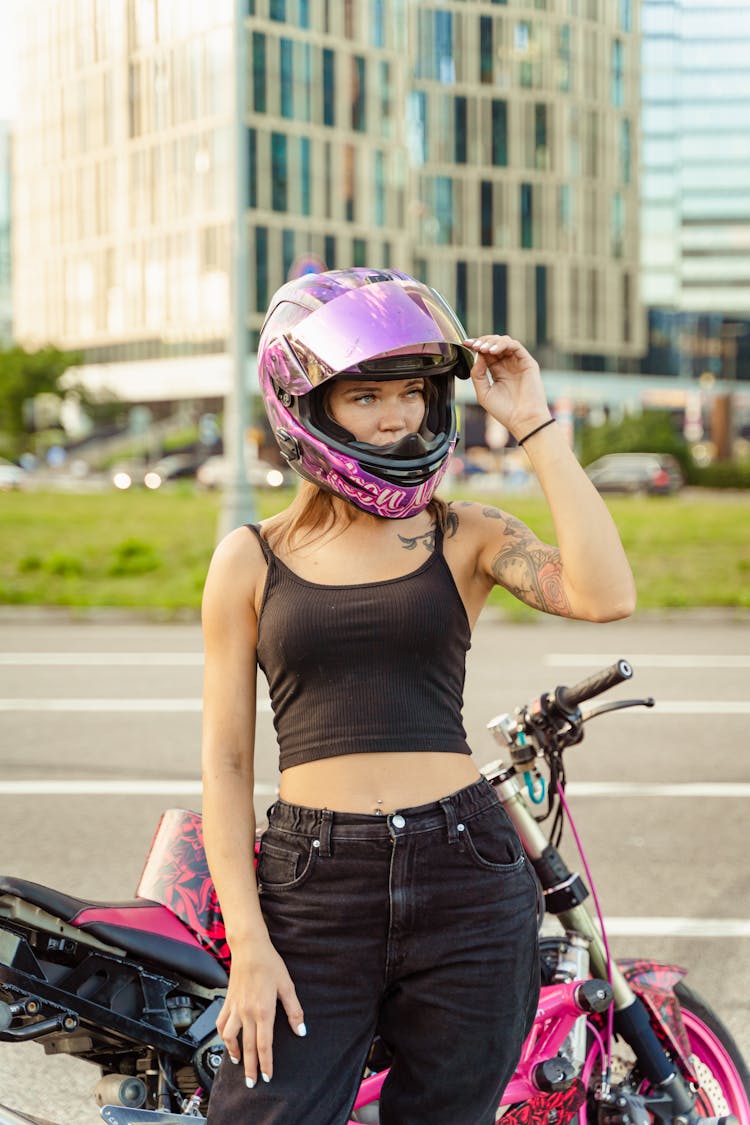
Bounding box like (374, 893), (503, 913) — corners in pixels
(279, 751), (482, 815)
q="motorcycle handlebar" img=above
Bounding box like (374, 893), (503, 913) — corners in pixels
(553, 659), (633, 712)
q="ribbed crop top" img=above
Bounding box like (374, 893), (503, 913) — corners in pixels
(246, 523), (473, 772)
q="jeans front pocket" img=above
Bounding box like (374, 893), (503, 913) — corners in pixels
(460, 805), (526, 874)
(256, 831), (318, 892)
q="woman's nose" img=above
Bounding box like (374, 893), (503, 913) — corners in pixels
(379, 403), (408, 432)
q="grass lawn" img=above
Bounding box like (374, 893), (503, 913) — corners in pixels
(1, 486), (748, 614)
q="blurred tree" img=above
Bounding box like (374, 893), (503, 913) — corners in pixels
(0, 344), (82, 458)
(578, 408), (693, 476)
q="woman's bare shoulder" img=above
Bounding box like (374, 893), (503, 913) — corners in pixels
(446, 499), (516, 543)
(202, 524), (269, 625)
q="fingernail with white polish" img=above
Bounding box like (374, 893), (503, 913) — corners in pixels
(262, 1072), (271, 1084)
(245, 1077), (255, 1089)
(297, 1022), (307, 1037)
(229, 1055), (240, 1065)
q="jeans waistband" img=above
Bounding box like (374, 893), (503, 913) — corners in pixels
(266, 775), (501, 845)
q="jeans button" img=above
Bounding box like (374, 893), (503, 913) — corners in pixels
(391, 814), (406, 829)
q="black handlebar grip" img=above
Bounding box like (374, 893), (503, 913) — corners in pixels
(554, 659), (633, 711)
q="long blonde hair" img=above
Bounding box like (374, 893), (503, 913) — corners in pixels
(265, 480), (450, 554)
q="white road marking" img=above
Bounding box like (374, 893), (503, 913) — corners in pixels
(0, 698), (273, 712)
(1, 697), (748, 714)
(0, 779), (279, 796)
(545, 653), (750, 669)
(0, 653), (204, 666)
(0, 780), (746, 799)
(566, 781), (750, 797)
(594, 918), (750, 938)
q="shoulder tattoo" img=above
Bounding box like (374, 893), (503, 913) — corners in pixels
(489, 512), (572, 617)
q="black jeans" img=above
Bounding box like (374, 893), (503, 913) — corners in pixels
(207, 777), (540, 1125)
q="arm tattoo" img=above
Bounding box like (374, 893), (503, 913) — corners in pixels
(489, 512), (573, 617)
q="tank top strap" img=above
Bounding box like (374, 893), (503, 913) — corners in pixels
(245, 523), (273, 564)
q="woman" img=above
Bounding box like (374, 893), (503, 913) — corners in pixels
(202, 269), (635, 1125)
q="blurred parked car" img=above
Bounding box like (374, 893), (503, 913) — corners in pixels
(0, 458), (28, 491)
(196, 455), (290, 490)
(111, 453), (205, 490)
(584, 453), (684, 495)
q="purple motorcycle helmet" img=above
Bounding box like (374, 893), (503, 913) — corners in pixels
(257, 268), (474, 518)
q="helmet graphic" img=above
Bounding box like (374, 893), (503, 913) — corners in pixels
(258, 268), (473, 518)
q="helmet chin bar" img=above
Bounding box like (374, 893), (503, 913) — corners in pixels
(350, 432), (436, 460)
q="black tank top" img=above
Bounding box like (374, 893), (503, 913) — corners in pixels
(247, 523), (472, 772)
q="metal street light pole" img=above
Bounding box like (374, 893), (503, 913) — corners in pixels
(219, 0), (256, 541)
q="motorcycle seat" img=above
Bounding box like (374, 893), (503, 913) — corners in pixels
(0, 876), (228, 990)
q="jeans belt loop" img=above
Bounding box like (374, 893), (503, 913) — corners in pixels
(439, 795), (459, 845)
(317, 808), (333, 857)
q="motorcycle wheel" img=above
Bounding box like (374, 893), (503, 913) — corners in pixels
(580, 982), (750, 1125)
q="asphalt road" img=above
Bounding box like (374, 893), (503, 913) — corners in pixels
(0, 609), (748, 1123)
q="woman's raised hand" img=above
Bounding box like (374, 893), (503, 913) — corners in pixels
(216, 938), (306, 1088)
(464, 335), (551, 443)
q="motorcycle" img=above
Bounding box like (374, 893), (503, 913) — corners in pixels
(0, 660), (748, 1125)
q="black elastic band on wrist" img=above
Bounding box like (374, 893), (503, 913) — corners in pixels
(517, 417), (555, 447)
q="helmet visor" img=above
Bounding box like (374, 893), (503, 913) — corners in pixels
(286, 279), (472, 386)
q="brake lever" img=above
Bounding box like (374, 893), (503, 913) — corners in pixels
(580, 697), (655, 722)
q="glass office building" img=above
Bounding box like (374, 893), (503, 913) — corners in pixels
(12, 0), (642, 402)
(640, 0), (750, 378)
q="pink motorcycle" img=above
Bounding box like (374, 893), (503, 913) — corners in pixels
(0, 661), (748, 1125)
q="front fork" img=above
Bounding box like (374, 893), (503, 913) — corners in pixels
(491, 770), (710, 1124)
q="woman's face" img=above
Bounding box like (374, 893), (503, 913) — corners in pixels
(326, 377), (426, 446)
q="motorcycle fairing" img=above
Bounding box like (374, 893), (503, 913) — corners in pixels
(137, 810), (230, 971)
(620, 959), (698, 1081)
(499, 1079), (586, 1125)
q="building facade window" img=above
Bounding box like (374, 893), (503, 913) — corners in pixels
(374, 150), (385, 227)
(379, 61), (392, 136)
(620, 117), (631, 184)
(409, 90), (428, 164)
(455, 97), (467, 164)
(535, 264), (548, 344)
(255, 225), (268, 312)
(248, 128), (257, 208)
(352, 57), (366, 131)
(434, 176), (454, 245)
(492, 99), (508, 166)
(270, 0), (285, 21)
(480, 17), (493, 84)
(535, 103), (548, 169)
(492, 263), (508, 334)
(353, 237), (366, 266)
(481, 180), (493, 246)
(456, 260), (468, 327)
(611, 39), (623, 107)
(271, 132), (287, 212)
(282, 228), (295, 277)
(253, 32), (266, 113)
(300, 136), (311, 216)
(372, 0), (385, 47)
(324, 234), (336, 269)
(558, 24), (572, 92)
(323, 48), (335, 126)
(520, 182), (533, 248)
(280, 39), (293, 118)
(611, 191), (625, 258)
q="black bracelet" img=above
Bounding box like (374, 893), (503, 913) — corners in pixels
(517, 417), (555, 447)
